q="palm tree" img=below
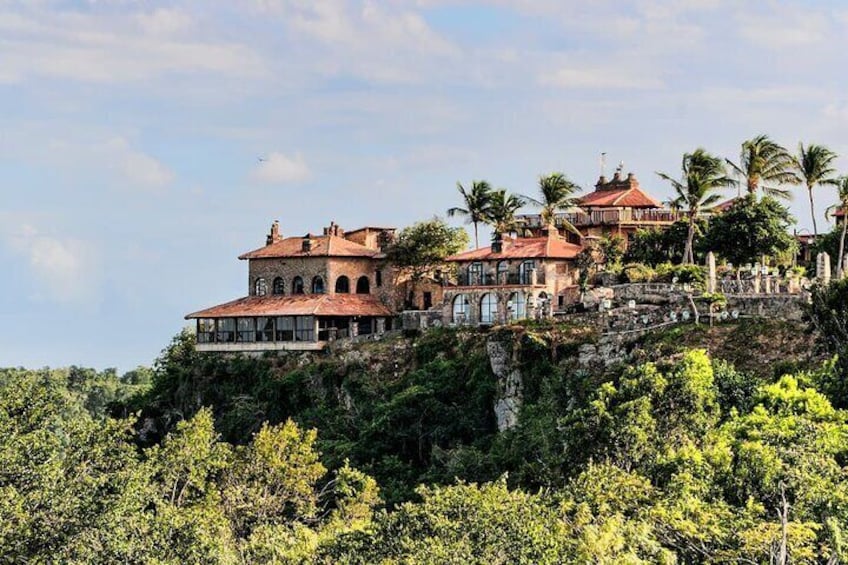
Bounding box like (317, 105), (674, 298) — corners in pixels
(826, 176), (848, 278)
(657, 149), (735, 264)
(486, 189), (526, 237)
(522, 172), (582, 236)
(726, 134), (799, 200)
(794, 143), (839, 238)
(447, 180), (493, 249)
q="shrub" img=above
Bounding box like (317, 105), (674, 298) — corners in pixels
(621, 263), (656, 283)
(655, 263), (705, 284)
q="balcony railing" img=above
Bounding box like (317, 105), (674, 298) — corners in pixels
(518, 209), (681, 228)
(452, 271), (545, 287)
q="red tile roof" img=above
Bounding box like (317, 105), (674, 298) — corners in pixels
(186, 294), (392, 319)
(834, 208), (845, 217)
(445, 236), (582, 262)
(708, 198), (739, 213)
(578, 186), (661, 208)
(239, 234), (383, 260)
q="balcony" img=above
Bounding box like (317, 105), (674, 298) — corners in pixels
(452, 271), (546, 287)
(518, 209), (681, 228)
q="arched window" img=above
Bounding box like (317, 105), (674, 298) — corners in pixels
(356, 276), (370, 294)
(292, 276), (304, 295)
(508, 292), (527, 320)
(480, 293), (497, 324)
(255, 278), (267, 296)
(272, 277), (285, 295)
(335, 276), (350, 294)
(312, 276), (325, 294)
(452, 294), (469, 323)
(497, 261), (509, 284)
(519, 260), (536, 285)
(468, 262), (483, 285)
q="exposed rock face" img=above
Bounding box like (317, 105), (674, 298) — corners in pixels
(486, 338), (523, 431)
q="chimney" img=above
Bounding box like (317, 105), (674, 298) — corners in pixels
(302, 235), (313, 253)
(266, 220), (282, 245)
(491, 239), (503, 254)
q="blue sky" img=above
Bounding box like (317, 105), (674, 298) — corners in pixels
(3, 0), (848, 371)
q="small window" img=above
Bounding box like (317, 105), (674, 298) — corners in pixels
(376, 269), (383, 287)
(356, 276), (370, 294)
(423, 291), (432, 310)
(497, 261), (509, 284)
(335, 276), (350, 294)
(292, 276), (304, 295)
(480, 293), (497, 324)
(312, 276), (325, 294)
(519, 260), (536, 285)
(508, 292), (527, 320)
(452, 295), (469, 323)
(272, 277), (285, 295)
(255, 278), (267, 296)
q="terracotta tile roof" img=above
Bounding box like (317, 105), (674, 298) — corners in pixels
(708, 198), (740, 213)
(186, 294), (392, 319)
(445, 236), (582, 262)
(239, 234), (383, 260)
(578, 186), (661, 208)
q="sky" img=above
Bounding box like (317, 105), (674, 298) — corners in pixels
(3, 0), (848, 371)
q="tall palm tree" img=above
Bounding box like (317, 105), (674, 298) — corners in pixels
(447, 180), (493, 249)
(522, 172), (582, 236)
(826, 176), (848, 278)
(726, 134), (799, 200)
(486, 189), (526, 237)
(657, 149), (735, 264)
(794, 143), (839, 238)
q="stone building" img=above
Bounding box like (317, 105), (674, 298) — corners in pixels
(441, 229), (582, 325)
(186, 221), (396, 351)
(518, 170), (678, 245)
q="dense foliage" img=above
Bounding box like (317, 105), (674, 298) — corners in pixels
(4, 319), (848, 562)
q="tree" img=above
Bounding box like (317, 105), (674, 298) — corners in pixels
(702, 195), (797, 266)
(447, 180), (493, 249)
(726, 134), (798, 200)
(624, 221), (698, 266)
(385, 218), (469, 298)
(794, 143), (838, 237)
(826, 176), (848, 278)
(523, 172), (582, 236)
(657, 149), (735, 264)
(486, 189), (526, 237)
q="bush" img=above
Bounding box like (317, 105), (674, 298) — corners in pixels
(621, 263), (656, 283)
(655, 263), (705, 284)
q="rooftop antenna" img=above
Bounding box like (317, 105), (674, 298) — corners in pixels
(600, 152), (607, 177)
(617, 160), (624, 174)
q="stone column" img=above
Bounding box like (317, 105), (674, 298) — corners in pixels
(817, 252), (832, 285)
(376, 318), (386, 335)
(706, 252), (716, 293)
(753, 263), (761, 294)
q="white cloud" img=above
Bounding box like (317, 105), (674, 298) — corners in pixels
(251, 151), (311, 184)
(104, 137), (174, 189)
(539, 66), (664, 90)
(5, 224), (99, 304)
(135, 8), (193, 36)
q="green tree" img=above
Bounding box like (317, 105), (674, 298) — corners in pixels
(657, 149), (734, 264)
(794, 143), (838, 237)
(826, 176), (848, 277)
(486, 189), (526, 237)
(726, 134), (798, 200)
(522, 172), (582, 236)
(702, 195), (797, 266)
(447, 180), (493, 249)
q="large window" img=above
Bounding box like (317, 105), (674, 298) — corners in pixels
(272, 277), (285, 295)
(216, 318), (235, 343)
(519, 260), (536, 284)
(275, 317), (294, 341)
(468, 262), (483, 285)
(292, 276), (304, 295)
(312, 276), (325, 294)
(356, 276), (370, 294)
(295, 316), (315, 341)
(237, 318), (255, 342)
(335, 276), (350, 293)
(497, 261), (509, 284)
(452, 294), (470, 323)
(480, 293), (498, 324)
(254, 278), (267, 296)
(256, 317), (274, 342)
(509, 292), (527, 321)
(197, 319), (215, 343)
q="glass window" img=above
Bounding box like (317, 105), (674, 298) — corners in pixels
(480, 293), (497, 324)
(295, 316), (315, 341)
(197, 319), (215, 343)
(452, 294), (469, 323)
(292, 276), (304, 295)
(312, 276), (325, 294)
(256, 317), (274, 342)
(275, 317), (294, 341)
(272, 277), (285, 295)
(468, 262), (483, 284)
(217, 318), (235, 343)
(356, 276), (370, 294)
(237, 318), (255, 342)
(497, 261), (509, 284)
(519, 260), (536, 284)
(335, 276), (350, 293)
(509, 292), (527, 320)
(255, 278), (267, 296)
